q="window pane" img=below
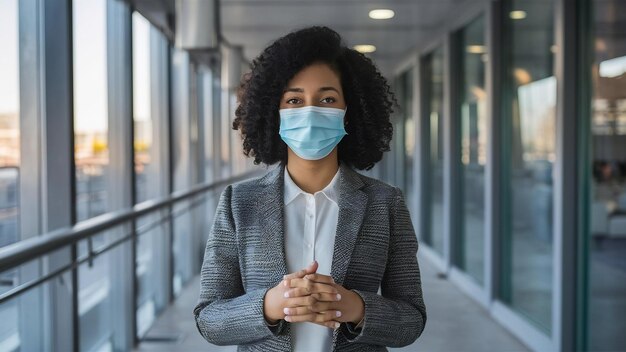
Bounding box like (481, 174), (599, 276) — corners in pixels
(457, 16), (487, 284)
(423, 47), (445, 255)
(403, 69), (416, 214)
(0, 1), (21, 349)
(220, 82), (232, 179)
(171, 47), (193, 297)
(73, 0), (109, 222)
(133, 12), (152, 205)
(0, 0), (20, 251)
(77, 232), (128, 352)
(201, 68), (215, 185)
(500, 0), (555, 332)
(132, 12), (169, 339)
(587, 0), (626, 349)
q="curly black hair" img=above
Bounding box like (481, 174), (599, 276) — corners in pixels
(232, 25), (398, 171)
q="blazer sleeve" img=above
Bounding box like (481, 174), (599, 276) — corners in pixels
(339, 186), (427, 347)
(193, 184), (287, 346)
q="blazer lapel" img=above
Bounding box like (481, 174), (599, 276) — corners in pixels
(331, 162), (367, 286)
(256, 161), (368, 286)
(258, 164), (289, 284)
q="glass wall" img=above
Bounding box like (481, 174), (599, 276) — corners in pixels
(77, 234), (127, 351)
(220, 84), (232, 179)
(132, 11), (169, 339)
(73, 0), (109, 222)
(201, 68), (216, 185)
(402, 69), (416, 214)
(500, 0), (555, 332)
(0, 0), (20, 249)
(171, 47), (194, 297)
(74, 1), (134, 350)
(456, 16), (487, 284)
(423, 47), (445, 255)
(585, 0), (626, 349)
(0, 0), (247, 350)
(0, 1), (21, 350)
(133, 12), (153, 205)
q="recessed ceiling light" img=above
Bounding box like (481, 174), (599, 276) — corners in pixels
(509, 10), (527, 20)
(369, 9), (395, 20)
(353, 44), (376, 53)
(466, 45), (486, 54)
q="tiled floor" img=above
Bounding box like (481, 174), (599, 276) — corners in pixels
(133, 255), (530, 352)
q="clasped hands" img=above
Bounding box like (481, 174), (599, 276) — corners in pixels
(263, 260), (364, 330)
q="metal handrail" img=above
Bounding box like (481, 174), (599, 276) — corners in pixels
(0, 170), (263, 303)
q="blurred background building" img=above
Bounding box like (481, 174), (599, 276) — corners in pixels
(0, 0), (624, 351)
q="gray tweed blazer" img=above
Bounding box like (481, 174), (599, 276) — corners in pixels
(193, 161), (427, 351)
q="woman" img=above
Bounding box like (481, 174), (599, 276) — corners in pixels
(193, 26), (427, 351)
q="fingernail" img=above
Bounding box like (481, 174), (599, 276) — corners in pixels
(336, 311), (342, 317)
(336, 294), (341, 300)
(334, 322), (340, 328)
(284, 292), (289, 298)
(283, 308), (290, 315)
(285, 316), (291, 322)
(283, 280), (287, 287)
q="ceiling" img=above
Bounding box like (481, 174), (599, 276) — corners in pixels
(132, 0), (481, 77)
(133, 0), (626, 79)
(219, 0), (473, 78)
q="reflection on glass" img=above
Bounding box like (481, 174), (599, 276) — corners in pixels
(133, 12), (153, 205)
(171, 48), (193, 297)
(457, 16), (486, 284)
(424, 47), (444, 255)
(73, 1), (119, 351)
(587, 0), (626, 349)
(500, 0), (555, 332)
(0, 0), (20, 249)
(132, 12), (168, 339)
(74, 0), (109, 223)
(77, 236), (129, 352)
(402, 69), (415, 214)
(201, 69), (215, 184)
(0, 0), (20, 350)
(220, 87), (232, 179)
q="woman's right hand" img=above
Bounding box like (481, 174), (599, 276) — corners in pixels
(263, 260), (321, 324)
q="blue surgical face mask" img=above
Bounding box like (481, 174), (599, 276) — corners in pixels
(279, 105), (348, 160)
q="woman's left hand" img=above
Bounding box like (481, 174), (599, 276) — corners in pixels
(282, 273), (364, 329)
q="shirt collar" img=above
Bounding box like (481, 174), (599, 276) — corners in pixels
(283, 165), (341, 206)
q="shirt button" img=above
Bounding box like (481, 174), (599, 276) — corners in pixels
(307, 243), (313, 248)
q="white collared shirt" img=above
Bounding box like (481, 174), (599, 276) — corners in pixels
(283, 165), (340, 352)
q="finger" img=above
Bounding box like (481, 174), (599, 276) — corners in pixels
(284, 313), (317, 323)
(283, 306), (312, 316)
(307, 300), (337, 313)
(284, 295), (318, 308)
(283, 287), (342, 300)
(283, 287), (313, 298)
(310, 292), (342, 303)
(310, 310), (342, 323)
(303, 273), (335, 285)
(283, 261), (318, 281)
(284, 311), (340, 324)
(284, 301), (336, 315)
(288, 279), (338, 294)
